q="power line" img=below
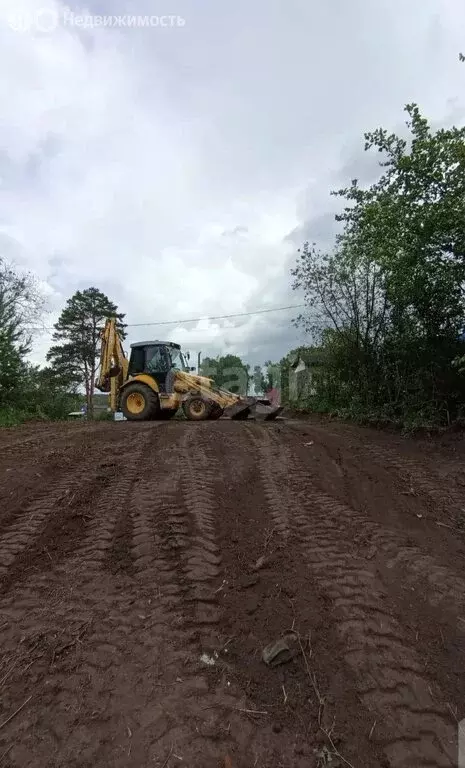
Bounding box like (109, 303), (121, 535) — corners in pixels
(28, 303), (306, 332)
(126, 303), (306, 328)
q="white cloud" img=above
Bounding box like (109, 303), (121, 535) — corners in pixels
(1, 0), (465, 367)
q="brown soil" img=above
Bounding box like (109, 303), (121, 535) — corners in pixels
(0, 416), (463, 767)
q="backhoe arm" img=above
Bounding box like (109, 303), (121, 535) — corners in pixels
(95, 318), (129, 411)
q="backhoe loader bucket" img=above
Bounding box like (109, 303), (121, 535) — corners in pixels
(224, 397), (255, 420)
(250, 400), (284, 421)
(224, 397), (283, 421)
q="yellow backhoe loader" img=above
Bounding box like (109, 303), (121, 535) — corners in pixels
(95, 318), (283, 422)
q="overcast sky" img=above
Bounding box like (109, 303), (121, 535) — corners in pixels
(1, 0), (465, 367)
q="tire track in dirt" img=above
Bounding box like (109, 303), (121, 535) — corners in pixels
(0, 573), (172, 767)
(301, 489), (465, 627)
(279, 425), (465, 630)
(0, 424), (92, 454)
(60, 432), (151, 575)
(261, 425), (457, 768)
(286, 420), (465, 526)
(0, 446), (75, 520)
(0, 427), (185, 767)
(355, 441), (465, 524)
(130, 437), (185, 614)
(0, 456), (100, 580)
(123, 425), (264, 767)
(0, 426), (134, 537)
(1, 420), (462, 767)
(128, 423), (223, 640)
(0, 428), (148, 685)
(114, 424), (263, 766)
(0, 424), (259, 768)
(173, 425), (223, 642)
(210, 423), (389, 767)
(245, 425), (291, 537)
(357, 526), (465, 617)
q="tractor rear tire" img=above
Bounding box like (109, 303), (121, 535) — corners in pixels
(121, 383), (159, 421)
(182, 395), (213, 421)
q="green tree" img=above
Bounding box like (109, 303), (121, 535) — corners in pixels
(333, 104), (465, 338)
(199, 356), (216, 378)
(47, 287), (126, 417)
(0, 259), (43, 410)
(200, 354), (249, 394)
(292, 242), (388, 409)
(260, 360), (282, 395)
(292, 101), (465, 426)
(274, 346), (327, 409)
(14, 364), (80, 421)
(0, 258), (88, 425)
(252, 364), (269, 394)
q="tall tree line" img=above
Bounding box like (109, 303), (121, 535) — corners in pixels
(0, 269), (125, 424)
(288, 100), (465, 427)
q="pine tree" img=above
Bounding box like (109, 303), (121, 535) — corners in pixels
(47, 287), (126, 417)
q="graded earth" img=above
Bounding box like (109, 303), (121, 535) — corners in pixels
(0, 418), (464, 767)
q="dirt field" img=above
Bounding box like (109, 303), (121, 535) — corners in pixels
(0, 417), (464, 767)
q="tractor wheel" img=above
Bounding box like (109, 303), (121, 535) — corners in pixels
(121, 383), (159, 421)
(157, 408), (178, 420)
(182, 395), (212, 421)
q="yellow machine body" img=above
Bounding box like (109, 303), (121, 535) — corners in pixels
(95, 318), (282, 422)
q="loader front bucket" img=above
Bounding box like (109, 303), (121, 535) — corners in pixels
(250, 402), (284, 420)
(223, 397), (283, 420)
(224, 400), (253, 419)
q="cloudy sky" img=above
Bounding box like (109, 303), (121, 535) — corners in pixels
(1, 0), (465, 367)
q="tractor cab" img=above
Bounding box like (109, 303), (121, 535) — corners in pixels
(128, 340), (191, 392)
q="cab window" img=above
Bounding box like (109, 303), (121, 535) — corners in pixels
(128, 347), (145, 376)
(146, 346), (169, 372)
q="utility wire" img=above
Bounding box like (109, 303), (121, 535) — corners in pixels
(126, 303), (306, 328)
(27, 303), (307, 332)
